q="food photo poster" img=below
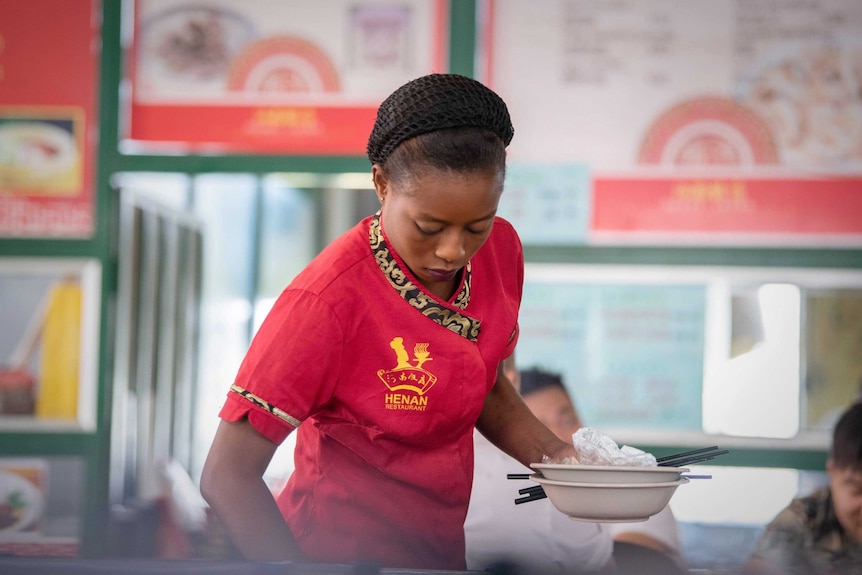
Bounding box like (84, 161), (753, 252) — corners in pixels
(0, 258), (101, 431)
(127, 0), (448, 153)
(0, 0), (100, 239)
(488, 0), (862, 246)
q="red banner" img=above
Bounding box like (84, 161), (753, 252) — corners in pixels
(0, 0), (100, 238)
(592, 176), (862, 243)
(129, 103), (379, 154)
(128, 0), (448, 154)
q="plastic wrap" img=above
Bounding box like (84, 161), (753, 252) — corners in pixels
(547, 427), (657, 467)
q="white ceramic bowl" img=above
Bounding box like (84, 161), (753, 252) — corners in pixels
(531, 463), (688, 484)
(531, 474), (689, 522)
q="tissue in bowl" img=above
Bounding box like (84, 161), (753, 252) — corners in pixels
(533, 427), (684, 483)
(569, 427), (657, 467)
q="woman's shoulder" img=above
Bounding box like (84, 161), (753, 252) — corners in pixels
(492, 215), (518, 236)
(478, 216), (523, 264)
(290, 216), (375, 294)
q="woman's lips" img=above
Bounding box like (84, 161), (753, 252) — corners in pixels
(426, 268), (458, 282)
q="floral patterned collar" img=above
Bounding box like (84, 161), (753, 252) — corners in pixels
(369, 211), (481, 342)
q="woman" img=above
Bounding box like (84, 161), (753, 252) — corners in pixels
(200, 74), (579, 569)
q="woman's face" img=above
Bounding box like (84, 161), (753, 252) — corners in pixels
(373, 165), (503, 301)
(827, 460), (862, 543)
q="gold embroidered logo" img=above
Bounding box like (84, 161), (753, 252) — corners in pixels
(378, 337), (437, 411)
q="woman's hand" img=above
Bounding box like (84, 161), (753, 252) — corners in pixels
(200, 418), (305, 561)
(542, 442), (580, 465)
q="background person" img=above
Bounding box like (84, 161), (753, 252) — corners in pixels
(465, 359), (615, 573)
(741, 400), (862, 575)
(465, 366), (684, 574)
(200, 74), (580, 570)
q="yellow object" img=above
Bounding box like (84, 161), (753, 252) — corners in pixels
(35, 280), (82, 419)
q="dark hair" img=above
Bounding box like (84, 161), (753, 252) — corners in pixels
(519, 368), (567, 399)
(830, 400), (862, 470)
(366, 74), (513, 182)
(383, 127), (507, 185)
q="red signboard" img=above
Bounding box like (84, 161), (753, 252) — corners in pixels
(129, 104), (379, 155)
(0, 0), (100, 238)
(127, 0), (448, 154)
(592, 176), (862, 244)
(482, 0), (862, 247)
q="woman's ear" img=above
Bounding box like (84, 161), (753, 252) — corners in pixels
(371, 165), (388, 205)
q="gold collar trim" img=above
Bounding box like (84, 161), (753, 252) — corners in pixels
(370, 211), (480, 341)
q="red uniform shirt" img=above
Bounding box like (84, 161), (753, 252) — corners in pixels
(220, 212), (523, 569)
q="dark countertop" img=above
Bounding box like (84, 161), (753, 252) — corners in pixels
(0, 559), (484, 575)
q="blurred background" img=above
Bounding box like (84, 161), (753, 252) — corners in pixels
(0, 0), (860, 571)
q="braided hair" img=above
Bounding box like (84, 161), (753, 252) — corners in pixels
(367, 74), (514, 184)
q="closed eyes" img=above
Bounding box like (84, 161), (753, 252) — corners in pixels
(415, 223), (490, 236)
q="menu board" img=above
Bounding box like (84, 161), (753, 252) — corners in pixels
(485, 0), (862, 245)
(128, 0), (448, 153)
(0, 0), (100, 238)
(497, 163), (591, 244)
(515, 269), (707, 431)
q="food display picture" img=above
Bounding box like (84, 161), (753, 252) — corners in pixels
(128, 0), (448, 153)
(485, 0), (862, 245)
(0, 0), (99, 238)
(0, 459), (47, 534)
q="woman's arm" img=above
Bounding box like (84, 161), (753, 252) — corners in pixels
(475, 362), (578, 467)
(200, 418), (305, 561)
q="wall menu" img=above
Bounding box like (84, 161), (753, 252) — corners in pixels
(485, 0), (862, 245)
(515, 272), (707, 431)
(0, 0), (100, 238)
(128, 0), (448, 153)
(497, 163), (592, 245)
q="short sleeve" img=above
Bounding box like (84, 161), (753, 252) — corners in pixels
(219, 288), (344, 444)
(502, 323), (519, 361)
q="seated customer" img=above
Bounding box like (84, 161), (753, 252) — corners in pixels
(517, 368), (685, 574)
(465, 359), (614, 573)
(464, 365), (684, 574)
(741, 400), (862, 575)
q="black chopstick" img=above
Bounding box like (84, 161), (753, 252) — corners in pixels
(656, 446), (720, 463)
(510, 473), (546, 504)
(519, 485), (544, 496)
(514, 489), (547, 505)
(658, 449), (730, 467)
(659, 449), (730, 467)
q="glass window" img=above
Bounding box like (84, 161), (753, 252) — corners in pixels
(517, 263), (862, 445)
(190, 174), (258, 479)
(253, 176), (317, 332)
(703, 284), (801, 438)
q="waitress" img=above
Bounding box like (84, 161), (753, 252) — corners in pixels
(200, 73), (579, 570)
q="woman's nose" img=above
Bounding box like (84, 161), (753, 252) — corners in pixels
(435, 230), (466, 263)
